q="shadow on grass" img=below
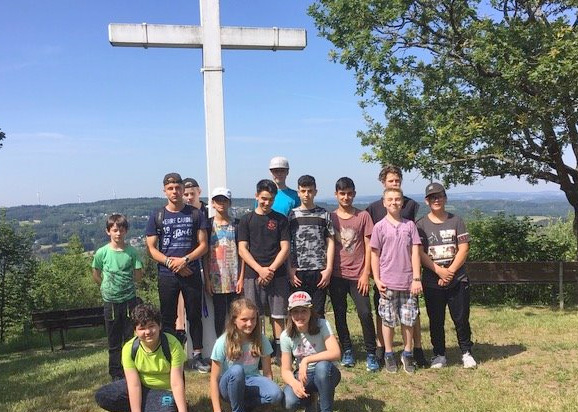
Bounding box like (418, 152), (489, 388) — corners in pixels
(0, 340), (107, 406)
(471, 342), (526, 363)
(335, 396), (385, 412)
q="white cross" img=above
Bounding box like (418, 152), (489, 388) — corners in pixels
(108, 0), (306, 195)
(108, 0), (306, 357)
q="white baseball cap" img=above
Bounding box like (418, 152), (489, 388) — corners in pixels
(211, 187), (232, 200)
(288, 291), (313, 310)
(269, 156), (290, 169)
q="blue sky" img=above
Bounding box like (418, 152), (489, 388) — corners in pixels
(0, 0), (555, 207)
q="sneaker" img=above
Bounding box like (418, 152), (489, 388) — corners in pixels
(430, 355), (447, 369)
(413, 347), (430, 368)
(401, 353), (416, 374)
(191, 353), (211, 373)
(341, 349), (355, 367)
(366, 354), (380, 372)
(304, 392), (319, 412)
(462, 352), (477, 369)
(384, 353), (397, 373)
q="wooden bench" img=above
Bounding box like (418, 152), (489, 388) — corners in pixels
(466, 261), (578, 309)
(31, 306), (105, 351)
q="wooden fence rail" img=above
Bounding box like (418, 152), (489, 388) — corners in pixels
(466, 261), (578, 309)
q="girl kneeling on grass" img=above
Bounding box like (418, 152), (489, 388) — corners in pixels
(281, 292), (341, 412)
(210, 298), (283, 412)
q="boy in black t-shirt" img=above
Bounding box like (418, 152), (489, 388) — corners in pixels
(238, 179), (290, 364)
(416, 183), (476, 369)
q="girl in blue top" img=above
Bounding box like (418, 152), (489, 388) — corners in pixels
(210, 298), (283, 412)
(280, 291), (342, 412)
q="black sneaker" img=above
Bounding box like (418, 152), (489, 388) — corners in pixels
(384, 353), (397, 373)
(191, 354), (211, 373)
(413, 347), (430, 368)
(401, 353), (416, 374)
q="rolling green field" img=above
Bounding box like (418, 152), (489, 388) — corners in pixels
(1, 306), (577, 412)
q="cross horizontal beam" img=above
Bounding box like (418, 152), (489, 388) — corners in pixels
(109, 23), (307, 50)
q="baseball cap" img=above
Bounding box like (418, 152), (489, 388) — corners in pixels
(163, 173), (183, 185)
(269, 156), (290, 169)
(183, 178), (200, 188)
(211, 187), (231, 200)
(287, 291), (313, 310)
(425, 182), (446, 197)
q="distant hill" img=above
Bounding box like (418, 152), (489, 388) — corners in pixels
(1, 193), (571, 257)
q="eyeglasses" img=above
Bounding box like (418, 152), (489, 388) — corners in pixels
(427, 194), (446, 201)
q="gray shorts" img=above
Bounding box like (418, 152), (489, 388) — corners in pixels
(243, 276), (290, 319)
(378, 289), (418, 328)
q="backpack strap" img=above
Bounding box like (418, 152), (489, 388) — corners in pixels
(131, 333), (172, 363)
(154, 207), (165, 237)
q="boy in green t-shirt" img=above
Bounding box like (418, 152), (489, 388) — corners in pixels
(92, 214), (143, 380)
(95, 303), (187, 412)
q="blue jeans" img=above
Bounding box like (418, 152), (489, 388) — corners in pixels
(283, 361), (341, 412)
(95, 378), (176, 412)
(219, 364), (283, 412)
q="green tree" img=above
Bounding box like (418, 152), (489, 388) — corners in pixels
(0, 211), (37, 342)
(33, 235), (100, 311)
(0, 128), (5, 149)
(468, 211), (567, 261)
(309, 1), (578, 253)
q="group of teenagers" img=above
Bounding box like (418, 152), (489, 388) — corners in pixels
(92, 157), (476, 412)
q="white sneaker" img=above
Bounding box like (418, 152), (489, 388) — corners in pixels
(462, 352), (477, 369)
(430, 355), (447, 369)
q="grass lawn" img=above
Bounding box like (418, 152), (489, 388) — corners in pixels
(1, 305), (577, 411)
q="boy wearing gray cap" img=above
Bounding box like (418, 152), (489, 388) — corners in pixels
(416, 183), (477, 369)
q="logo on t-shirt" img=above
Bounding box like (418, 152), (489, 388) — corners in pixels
(267, 219), (278, 231)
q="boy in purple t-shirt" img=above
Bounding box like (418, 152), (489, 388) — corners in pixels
(370, 187), (422, 374)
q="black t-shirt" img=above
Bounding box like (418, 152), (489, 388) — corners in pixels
(366, 196), (419, 224)
(238, 210), (290, 279)
(416, 213), (470, 289)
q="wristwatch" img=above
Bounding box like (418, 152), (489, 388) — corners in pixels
(184, 256), (190, 264)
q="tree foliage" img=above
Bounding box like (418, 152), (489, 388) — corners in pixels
(0, 211), (37, 342)
(309, 0), (578, 243)
(0, 128), (5, 149)
(32, 235), (100, 311)
(468, 211), (568, 261)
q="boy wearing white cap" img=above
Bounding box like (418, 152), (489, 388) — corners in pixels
(205, 187), (245, 337)
(269, 156), (300, 216)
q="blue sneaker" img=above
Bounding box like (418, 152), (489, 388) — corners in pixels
(341, 349), (355, 367)
(366, 354), (379, 372)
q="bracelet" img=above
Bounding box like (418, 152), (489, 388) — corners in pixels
(413, 278), (421, 281)
(165, 257), (172, 267)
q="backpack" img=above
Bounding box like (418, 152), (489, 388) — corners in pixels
(131, 332), (172, 362)
(154, 205), (200, 238)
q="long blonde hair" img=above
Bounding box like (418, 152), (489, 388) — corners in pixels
(225, 298), (262, 361)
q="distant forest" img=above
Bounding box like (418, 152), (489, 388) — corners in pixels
(2, 196), (571, 258)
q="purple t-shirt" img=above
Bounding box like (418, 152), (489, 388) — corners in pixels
(370, 218), (421, 290)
